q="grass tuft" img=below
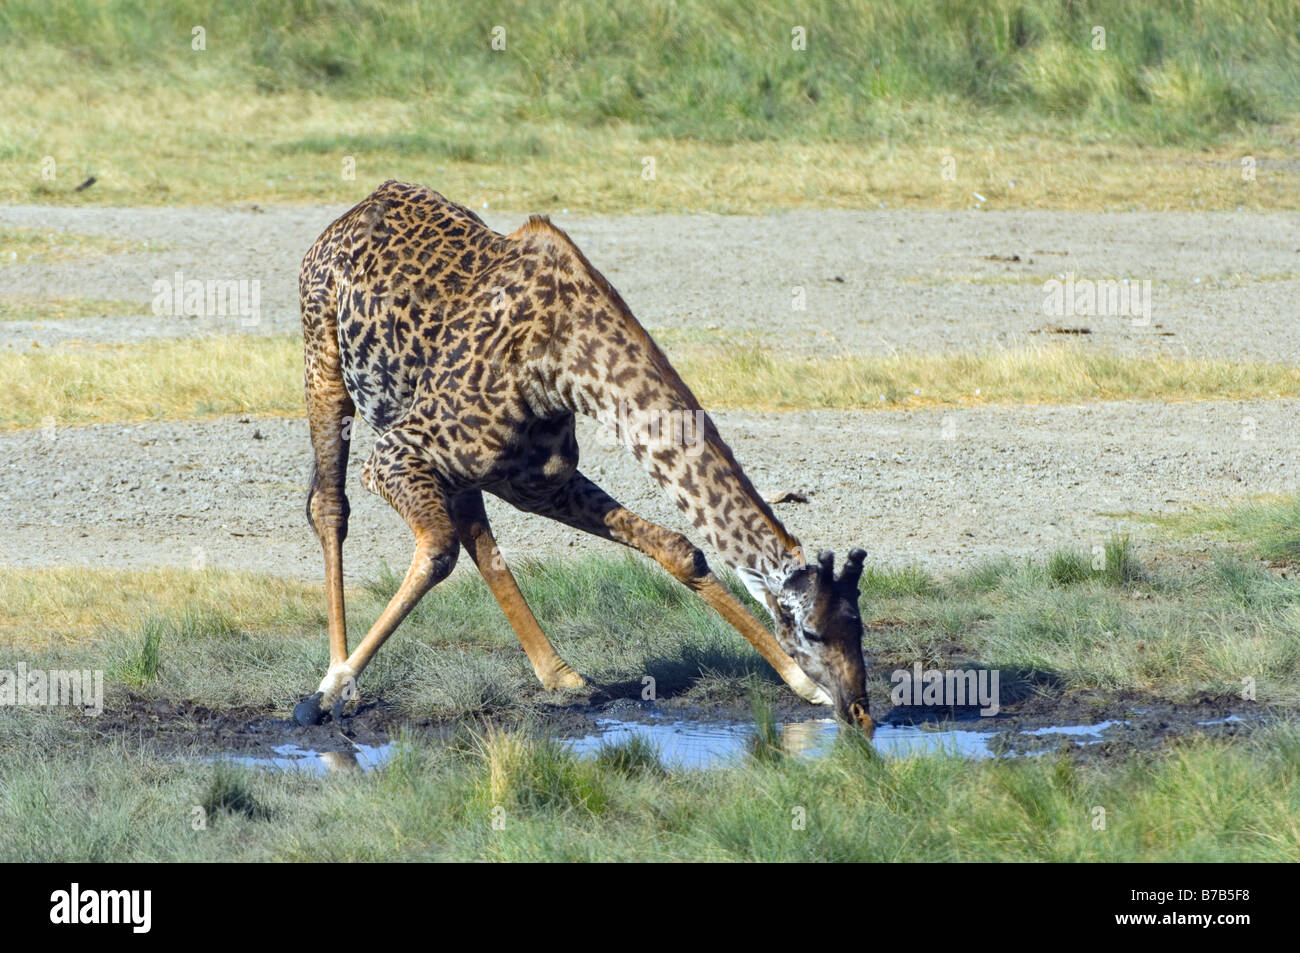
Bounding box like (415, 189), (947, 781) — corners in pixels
(748, 688), (784, 763)
(594, 735), (667, 778)
(202, 762), (272, 821)
(109, 617), (163, 687)
(1102, 534), (1145, 586)
(1047, 548), (1091, 586)
(479, 727), (610, 817)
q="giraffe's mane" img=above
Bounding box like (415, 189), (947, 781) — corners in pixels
(511, 216), (640, 331)
(514, 214), (559, 236)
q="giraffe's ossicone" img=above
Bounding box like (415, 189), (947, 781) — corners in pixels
(296, 180), (873, 736)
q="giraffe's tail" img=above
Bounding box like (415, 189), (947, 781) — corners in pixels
(305, 459), (321, 530)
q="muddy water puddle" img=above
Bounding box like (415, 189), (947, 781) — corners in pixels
(210, 714), (1143, 774)
(560, 714), (1124, 768)
(213, 741), (397, 775)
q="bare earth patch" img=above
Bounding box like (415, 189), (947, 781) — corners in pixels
(1, 401), (1295, 579)
(1, 205), (1295, 579)
(0, 205), (1297, 363)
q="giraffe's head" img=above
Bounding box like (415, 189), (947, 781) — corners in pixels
(771, 548), (872, 736)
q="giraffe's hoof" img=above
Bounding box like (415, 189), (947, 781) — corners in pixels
(542, 667), (589, 693)
(293, 691), (325, 727)
(788, 669), (834, 706)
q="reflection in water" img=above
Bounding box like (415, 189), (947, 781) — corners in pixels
(564, 715), (1013, 768)
(210, 714), (1138, 775)
(213, 742), (395, 776)
(1025, 720), (1123, 737)
(872, 722), (999, 759)
(779, 718), (837, 757)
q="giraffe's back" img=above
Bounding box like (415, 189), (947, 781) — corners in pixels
(300, 180), (509, 432)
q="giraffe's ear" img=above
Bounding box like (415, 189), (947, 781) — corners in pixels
(733, 566), (773, 611)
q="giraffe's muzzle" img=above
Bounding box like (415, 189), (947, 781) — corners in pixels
(846, 694), (874, 738)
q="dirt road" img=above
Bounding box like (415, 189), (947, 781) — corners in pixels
(2, 203), (1297, 360)
(1, 203), (1297, 579)
(2, 400), (1295, 579)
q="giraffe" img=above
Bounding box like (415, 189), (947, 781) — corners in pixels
(294, 180), (873, 735)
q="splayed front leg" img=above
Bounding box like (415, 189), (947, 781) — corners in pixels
(497, 472), (835, 707)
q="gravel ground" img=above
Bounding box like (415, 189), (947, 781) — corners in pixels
(1, 202), (1296, 582)
(2, 400), (1295, 581)
(1, 204), (1297, 361)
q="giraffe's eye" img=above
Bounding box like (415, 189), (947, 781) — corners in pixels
(801, 626), (825, 643)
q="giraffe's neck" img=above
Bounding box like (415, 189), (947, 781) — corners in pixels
(518, 219), (806, 593)
(556, 325), (806, 587)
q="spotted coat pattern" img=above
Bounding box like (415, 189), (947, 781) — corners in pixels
(302, 179), (803, 575)
(297, 181), (871, 726)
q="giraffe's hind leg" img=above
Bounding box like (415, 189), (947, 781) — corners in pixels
(301, 261), (354, 671)
(304, 384), (355, 671)
(296, 431), (459, 725)
(448, 491), (586, 692)
(296, 378), (356, 726)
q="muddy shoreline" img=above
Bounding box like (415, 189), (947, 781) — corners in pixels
(84, 676), (1283, 770)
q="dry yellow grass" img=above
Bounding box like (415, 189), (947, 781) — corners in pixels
(0, 566), (324, 647)
(2, 84), (1295, 212)
(0, 296), (143, 322)
(0, 335), (303, 429)
(2, 333), (1298, 431)
(673, 344), (1300, 411)
(0, 227), (156, 263)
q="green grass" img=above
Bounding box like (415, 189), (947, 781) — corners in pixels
(1048, 548), (1092, 586)
(4, 532), (1298, 718)
(2, 501), (1299, 860)
(202, 762), (272, 821)
(1047, 537), (1144, 587)
(108, 616), (165, 687)
(0, 713), (1295, 861)
(889, 552), (1300, 701)
(593, 734), (667, 779)
(1, 1), (1296, 209)
(3, 0), (1295, 143)
(2, 555), (785, 715)
(1136, 494), (1300, 564)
